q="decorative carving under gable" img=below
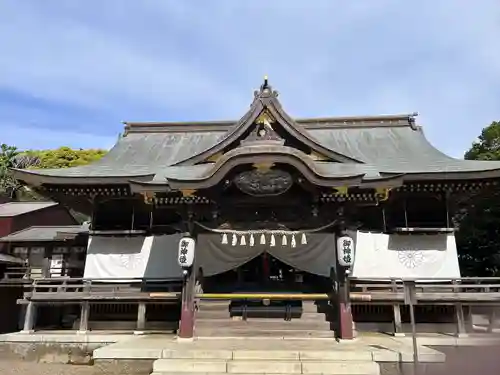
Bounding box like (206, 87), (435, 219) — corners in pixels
(234, 169), (293, 197)
(242, 110), (283, 144)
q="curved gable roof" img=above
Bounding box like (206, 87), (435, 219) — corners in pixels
(11, 80), (500, 186)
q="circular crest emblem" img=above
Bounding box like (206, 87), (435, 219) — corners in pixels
(397, 250), (424, 269)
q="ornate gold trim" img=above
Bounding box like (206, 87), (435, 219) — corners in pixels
(375, 187), (391, 201)
(181, 189), (197, 197)
(309, 151), (328, 161)
(142, 192), (154, 204)
(206, 152), (223, 162)
(255, 110), (275, 126)
(252, 162), (274, 172)
(333, 186), (349, 195)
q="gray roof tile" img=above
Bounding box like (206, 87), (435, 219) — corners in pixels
(0, 225), (85, 242)
(12, 117), (500, 181)
(0, 202), (58, 217)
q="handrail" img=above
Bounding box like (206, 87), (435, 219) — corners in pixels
(29, 277), (183, 283)
(349, 277), (500, 281)
(198, 293), (331, 300)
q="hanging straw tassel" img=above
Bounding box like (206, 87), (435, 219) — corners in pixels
(260, 233), (266, 245)
(232, 234), (237, 246)
(221, 233), (228, 245)
(282, 234), (287, 246)
(240, 234), (246, 246)
(301, 233), (307, 245)
(291, 234), (296, 248)
(249, 234), (255, 247)
(270, 234), (276, 247)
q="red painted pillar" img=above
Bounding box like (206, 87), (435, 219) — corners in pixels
(178, 269), (195, 339)
(337, 272), (354, 340)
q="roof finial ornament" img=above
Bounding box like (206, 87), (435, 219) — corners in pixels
(254, 75), (277, 99)
(260, 75), (271, 92)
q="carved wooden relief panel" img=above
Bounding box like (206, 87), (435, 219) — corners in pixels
(233, 169), (293, 196)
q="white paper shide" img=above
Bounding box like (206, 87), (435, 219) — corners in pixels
(178, 237), (195, 268)
(337, 235), (354, 267)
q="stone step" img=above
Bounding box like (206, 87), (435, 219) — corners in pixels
(153, 359), (227, 373)
(152, 358), (380, 374)
(195, 328), (335, 338)
(196, 318), (331, 330)
(301, 361), (380, 375)
(162, 349), (373, 361)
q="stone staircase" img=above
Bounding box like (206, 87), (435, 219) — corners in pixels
(150, 348), (380, 375)
(195, 300), (336, 339)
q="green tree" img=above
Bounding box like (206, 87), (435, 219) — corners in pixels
(24, 147), (107, 169)
(0, 144), (41, 199)
(456, 121), (500, 276)
(1, 144), (107, 200)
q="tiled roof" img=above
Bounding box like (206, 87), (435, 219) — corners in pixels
(0, 202), (58, 217)
(0, 225), (86, 242)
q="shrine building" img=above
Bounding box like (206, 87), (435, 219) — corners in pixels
(11, 78), (500, 339)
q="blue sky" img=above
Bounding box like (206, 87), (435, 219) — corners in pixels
(0, 1), (499, 158)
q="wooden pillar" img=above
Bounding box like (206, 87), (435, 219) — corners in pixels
(453, 281), (468, 337)
(178, 268), (195, 339)
(78, 301), (90, 334)
(391, 281), (404, 336)
(134, 302), (147, 335)
(178, 212), (197, 340)
(393, 304), (405, 337)
(337, 269), (354, 340)
(487, 309), (497, 333)
(78, 281), (91, 334)
(22, 301), (36, 333)
(455, 303), (468, 337)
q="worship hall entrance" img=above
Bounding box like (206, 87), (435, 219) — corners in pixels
(194, 233), (338, 336)
(201, 253), (332, 320)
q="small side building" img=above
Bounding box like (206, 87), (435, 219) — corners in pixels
(0, 202), (83, 332)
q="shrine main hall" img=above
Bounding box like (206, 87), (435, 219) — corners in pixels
(11, 78), (500, 340)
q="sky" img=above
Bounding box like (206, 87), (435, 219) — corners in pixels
(0, 1), (499, 158)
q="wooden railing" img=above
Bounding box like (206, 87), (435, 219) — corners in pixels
(1, 265), (84, 282)
(19, 277), (183, 334)
(22, 277), (182, 302)
(348, 277), (500, 304)
(15, 276), (500, 337)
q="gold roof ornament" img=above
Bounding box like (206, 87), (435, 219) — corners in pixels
(334, 186), (349, 195)
(181, 189), (197, 197)
(375, 187), (392, 201)
(255, 110), (275, 126)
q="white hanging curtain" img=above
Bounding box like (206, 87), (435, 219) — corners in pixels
(351, 231), (461, 280)
(83, 234), (183, 282)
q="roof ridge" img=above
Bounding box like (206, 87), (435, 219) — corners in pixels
(123, 113), (418, 134)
